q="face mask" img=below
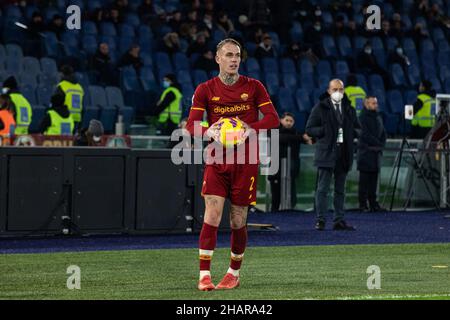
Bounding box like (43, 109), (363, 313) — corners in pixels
(163, 80), (171, 88)
(314, 25), (321, 31)
(315, 10), (322, 16)
(396, 48), (403, 55)
(1, 88), (9, 94)
(365, 48), (372, 54)
(331, 91), (344, 103)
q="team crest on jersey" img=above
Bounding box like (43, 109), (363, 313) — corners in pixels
(240, 93), (249, 101)
(212, 96), (220, 101)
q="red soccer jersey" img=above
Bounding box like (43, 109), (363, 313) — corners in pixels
(186, 76), (279, 137)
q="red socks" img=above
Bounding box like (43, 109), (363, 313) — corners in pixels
(199, 223), (218, 271)
(230, 226), (247, 271)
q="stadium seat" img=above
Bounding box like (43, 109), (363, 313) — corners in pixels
(355, 74), (368, 92)
(295, 89), (312, 112)
(176, 70), (193, 86)
(81, 35), (98, 56)
(335, 60), (349, 76)
(421, 39), (435, 52)
(261, 58), (279, 73)
(369, 74), (385, 92)
(439, 65), (450, 83)
(310, 88), (324, 105)
(445, 78), (450, 93)
(40, 57), (58, 75)
(118, 36), (135, 55)
(193, 69), (208, 86)
(89, 85), (108, 108)
(437, 50), (450, 67)
(278, 87), (296, 112)
(140, 66), (157, 91)
(404, 90), (418, 104)
(429, 77), (442, 92)
(28, 105), (46, 133)
(118, 23), (136, 38)
(5, 5), (23, 19)
(402, 37), (416, 51)
(155, 51), (173, 74)
(22, 57), (41, 76)
(21, 83), (37, 105)
(245, 42), (257, 57)
(405, 48), (419, 66)
(5, 44), (23, 59)
(386, 37), (399, 52)
(383, 114), (399, 135)
(105, 86), (134, 132)
(62, 32), (80, 57)
(99, 35), (117, 52)
(353, 36), (367, 52)
(245, 58), (260, 73)
(262, 76), (278, 98)
(299, 74), (315, 93)
(373, 49), (386, 69)
(438, 40), (450, 53)
(81, 105), (100, 129)
(36, 85), (53, 106)
(100, 22), (117, 37)
(316, 60), (332, 78)
(5, 56), (22, 75)
(19, 73), (38, 88)
(390, 64), (407, 88)
(337, 35), (352, 57)
(173, 52), (190, 72)
(299, 59), (313, 75)
(282, 73), (297, 91)
(387, 90), (404, 114)
(407, 65), (421, 87)
(290, 21), (303, 43)
(280, 58), (296, 74)
(124, 13), (141, 28)
(371, 37), (384, 50)
(322, 35), (338, 57)
(317, 75), (329, 91)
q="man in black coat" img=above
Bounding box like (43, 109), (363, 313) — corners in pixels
(306, 79), (361, 231)
(357, 96), (387, 212)
(269, 112), (313, 211)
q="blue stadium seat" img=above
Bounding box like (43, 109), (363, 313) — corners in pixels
(22, 57), (41, 76)
(62, 32), (80, 57)
(193, 69), (208, 86)
(387, 90), (404, 114)
(290, 21), (303, 43)
(89, 85), (117, 133)
(100, 22), (117, 37)
(440, 65), (450, 83)
(407, 65), (421, 87)
(317, 75), (329, 92)
(121, 66), (141, 91)
(373, 49), (386, 69)
(335, 60), (349, 76)
(43, 7), (61, 22)
(369, 74), (385, 92)
(81, 105), (100, 129)
(390, 64), (407, 88)
(404, 90), (418, 104)
(402, 37), (416, 51)
(173, 52), (190, 71)
(432, 27), (445, 44)
(386, 37), (399, 51)
(299, 74), (315, 93)
(125, 13), (141, 28)
(322, 35), (338, 57)
(353, 36), (367, 52)
(87, 0), (102, 11)
(36, 85), (53, 106)
(140, 71), (157, 92)
(355, 74), (368, 92)
(176, 70), (193, 86)
(295, 89), (312, 112)
(40, 57), (58, 76)
(5, 5), (23, 19)
(429, 77), (442, 92)
(0, 45), (6, 61)
(81, 35), (98, 56)
(405, 48), (420, 66)
(438, 40), (449, 52)
(371, 37), (384, 50)
(282, 73), (297, 91)
(261, 58), (278, 73)
(337, 35), (352, 57)
(310, 88), (324, 105)
(105, 86), (134, 132)
(99, 35), (117, 52)
(118, 36), (135, 55)
(19, 73), (38, 88)
(82, 21), (98, 36)
(265, 73), (280, 97)
(299, 59), (313, 75)
(280, 58), (296, 74)
(445, 78), (450, 93)
(140, 52), (153, 67)
(293, 111), (308, 132)
(268, 32), (280, 50)
(245, 58), (260, 73)
(437, 50), (450, 67)
(38, 72), (59, 86)
(245, 42), (257, 57)
(420, 39), (435, 52)
(89, 85), (108, 108)
(119, 23), (136, 38)
(5, 56), (22, 75)
(21, 83), (37, 106)
(321, 11), (334, 27)
(316, 60), (332, 78)
(5, 44), (23, 59)
(373, 89), (387, 112)
(155, 51), (173, 74)
(278, 87), (296, 111)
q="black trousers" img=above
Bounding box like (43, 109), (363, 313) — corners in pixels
(358, 171), (379, 208)
(270, 177), (297, 211)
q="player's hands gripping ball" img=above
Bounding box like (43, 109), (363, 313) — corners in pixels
(216, 117), (247, 148)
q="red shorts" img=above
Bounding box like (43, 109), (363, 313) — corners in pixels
(201, 163), (258, 206)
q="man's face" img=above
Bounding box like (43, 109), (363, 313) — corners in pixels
(281, 116), (295, 129)
(263, 37), (272, 47)
(100, 43), (109, 55)
(204, 51), (213, 60)
(130, 46), (140, 57)
(215, 43), (241, 75)
(327, 80), (345, 96)
(365, 97), (378, 111)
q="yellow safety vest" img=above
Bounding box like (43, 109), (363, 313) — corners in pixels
(412, 94), (435, 128)
(10, 93), (32, 135)
(344, 86), (366, 111)
(158, 87), (182, 124)
(45, 110), (75, 135)
(58, 80), (84, 123)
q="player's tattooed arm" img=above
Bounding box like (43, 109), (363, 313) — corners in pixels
(230, 205), (248, 229)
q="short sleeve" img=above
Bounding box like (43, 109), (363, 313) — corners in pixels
(191, 83), (208, 112)
(254, 80), (272, 108)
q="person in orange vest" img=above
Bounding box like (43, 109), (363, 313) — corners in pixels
(0, 94), (16, 144)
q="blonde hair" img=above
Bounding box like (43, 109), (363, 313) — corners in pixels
(216, 38), (242, 54)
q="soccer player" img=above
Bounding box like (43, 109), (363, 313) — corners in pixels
(186, 38), (280, 291)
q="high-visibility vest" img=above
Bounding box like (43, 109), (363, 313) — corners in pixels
(0, 109), (16, 136)
(344, 86), (366, 111)
(9, 93), (32, 135)
(58, 80), (84, 122)
(45, 110), (74, 135)
(157, 87), (182, 124)
(412, 94), (435, 128)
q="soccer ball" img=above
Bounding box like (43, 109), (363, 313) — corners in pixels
(217, 117), (245, 148)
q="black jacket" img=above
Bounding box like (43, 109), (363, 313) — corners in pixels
(38, 104), (72, 134)
(357, 108), (387, 172)
(306, 96), (361, 171)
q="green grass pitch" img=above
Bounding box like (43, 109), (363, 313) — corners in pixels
(1, 243), (449, 300)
